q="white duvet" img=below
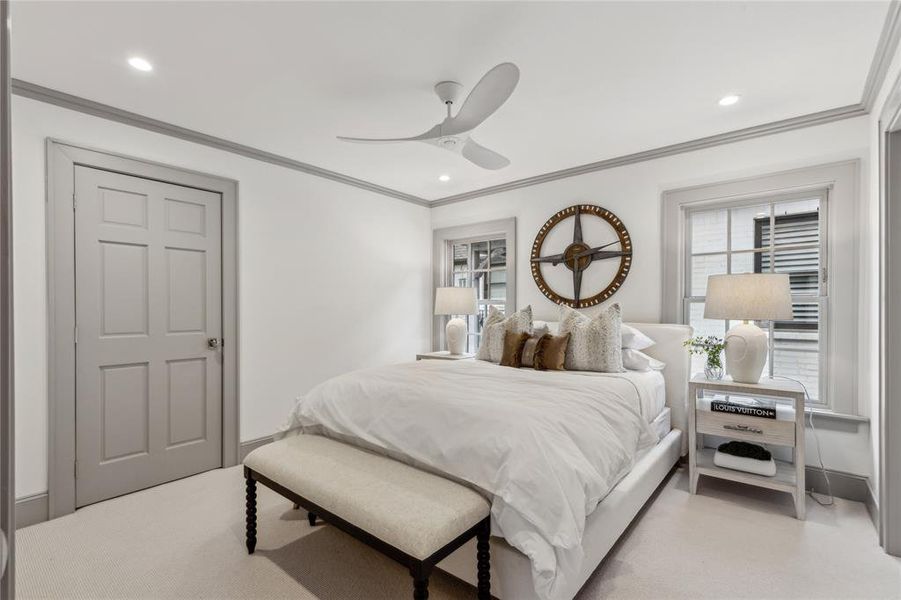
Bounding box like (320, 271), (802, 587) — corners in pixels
(280, 359), (657, 600)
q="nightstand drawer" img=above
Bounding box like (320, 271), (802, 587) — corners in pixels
(696, 410), (795, 446)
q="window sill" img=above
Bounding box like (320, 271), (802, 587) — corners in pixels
(806, 408), (869, 424)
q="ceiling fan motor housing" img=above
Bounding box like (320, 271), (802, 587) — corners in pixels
(434, 81), (463, 105)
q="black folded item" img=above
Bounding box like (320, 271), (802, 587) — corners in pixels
(717, 441), (772, 461)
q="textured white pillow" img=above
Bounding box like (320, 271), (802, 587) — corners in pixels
(622, 349), (666, 372)
(536, 320), (638, 347)
(476, 305), (533, 363)
(558, 304), (624, 372)
(534, 320), (560, 335)
(622, 324), (655, 351)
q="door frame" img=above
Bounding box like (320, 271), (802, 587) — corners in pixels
(46, 140), (239, 519)
(879, 71), (901, 556)
(1, 0), (15, 595)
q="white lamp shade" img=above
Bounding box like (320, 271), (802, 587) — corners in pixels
(434, 287), (477, 316)
(704, 273), (793, 321)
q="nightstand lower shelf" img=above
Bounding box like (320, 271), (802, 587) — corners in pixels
(695, 448), (797, 493)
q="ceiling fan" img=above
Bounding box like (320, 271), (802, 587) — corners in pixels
(337, 62), (520, 170)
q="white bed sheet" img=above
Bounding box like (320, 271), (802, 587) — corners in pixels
(554, 369), (667, 424)
(279, 359), (658, 600)
(651, 406), (671, 441)
(439, 429), (683, 600)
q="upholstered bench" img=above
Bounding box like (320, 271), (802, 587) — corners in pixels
(243, 434), (492, 599)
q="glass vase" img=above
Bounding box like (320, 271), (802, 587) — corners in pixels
(704, 357), (724, 380)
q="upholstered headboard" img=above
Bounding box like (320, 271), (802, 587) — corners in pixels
(628, 323), (692, 454)
(540, 321), (693, 454)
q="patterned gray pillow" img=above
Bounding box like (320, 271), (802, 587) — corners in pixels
(558, 303), (624, 372)
(476, 305), (533, 363)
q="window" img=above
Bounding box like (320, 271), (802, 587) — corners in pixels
(448, 237), (507, 353)
(685, 193), (827, 404)
(432, 218), (516, 354)
(663, 162), (858, 415)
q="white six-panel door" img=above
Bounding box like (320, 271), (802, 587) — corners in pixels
(74, 166), (222, 507)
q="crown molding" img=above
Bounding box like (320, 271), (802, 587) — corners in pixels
(430, 103), (866, 207)
(861, 1), (901, 111)
(6, 81), (871, 212)
(13, 0), (899, 210)
(11, 79), (430, 207)
(431, 1), (899, 207)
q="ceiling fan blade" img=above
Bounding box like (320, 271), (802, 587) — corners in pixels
(444, 62), (520, 135)
(337, 136), (415, 144)
(462, 138), (510, 170)
(337, 124), (441, 144)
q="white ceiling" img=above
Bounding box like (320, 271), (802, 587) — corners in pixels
(10, 1), (889, 201)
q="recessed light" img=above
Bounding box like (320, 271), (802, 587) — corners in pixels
(438, 174), (451, 182)
(128, 57), (153, 72)
(718, 94), (740, 107)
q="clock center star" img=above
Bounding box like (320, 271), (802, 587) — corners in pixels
(562, 242), (593, 272)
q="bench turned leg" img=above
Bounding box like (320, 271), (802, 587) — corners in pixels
(412, 576), (429, 600)
(307, 512), (317, 526)
(245, 476), (257, 554)
(410, 564), (431, 600)
(476, 519), (491, 600)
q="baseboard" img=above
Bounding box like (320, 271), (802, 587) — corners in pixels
(16, 493), (48, 529)
(239, 434), (275, 461)
(804, 466), (870, 503)
(15, 439), (274, 529)
(865, 481), (880, 530)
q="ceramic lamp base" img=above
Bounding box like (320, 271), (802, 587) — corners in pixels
(445, 318), (468, 355)
(724, 322), (768, 383)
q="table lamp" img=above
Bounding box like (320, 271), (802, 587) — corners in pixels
(704, 273), (793, 383)
(434, 287), (478, 355)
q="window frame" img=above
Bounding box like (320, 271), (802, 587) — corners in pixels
(445, 234), (509, 352)
(431, 218), (516, 352)
(661, 160), (860, 417)
(681, 190), (829, 406)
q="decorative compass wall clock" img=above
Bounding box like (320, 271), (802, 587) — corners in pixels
(530, 204), (632, 308)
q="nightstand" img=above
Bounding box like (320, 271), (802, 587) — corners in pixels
(688, 375), (807, 519)
(416, 351), (475, 361)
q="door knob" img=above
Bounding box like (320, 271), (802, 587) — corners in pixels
(208, 338), (222, 349)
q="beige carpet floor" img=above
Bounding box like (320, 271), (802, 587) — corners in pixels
(16, 464), (901, 599)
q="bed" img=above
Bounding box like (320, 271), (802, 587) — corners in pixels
(280, 321), (691, 600)
(437, 322), (689, 600)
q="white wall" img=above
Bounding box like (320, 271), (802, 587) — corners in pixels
(12, 97), (432, 499)
(432, 115), (874, 477)
(11, 94), (879, 498)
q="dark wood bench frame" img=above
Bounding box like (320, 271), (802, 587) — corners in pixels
(244, 466), (491, 600)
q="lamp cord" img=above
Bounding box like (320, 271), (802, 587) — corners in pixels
(766, 375), (834, 507)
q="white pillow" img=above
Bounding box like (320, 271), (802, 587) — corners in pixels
(476, 305), (533, 363)
(622, 349), (666, 372)
(622, 324), (655, 350)
(558, 304), (624, 372)
(537, 321), (653, 350)
(534, 320), (560, 335)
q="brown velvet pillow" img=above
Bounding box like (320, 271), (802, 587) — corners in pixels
(500, 331), (530, 368)
(520, 334), (546, 368)
(534, 333), (570, 371)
